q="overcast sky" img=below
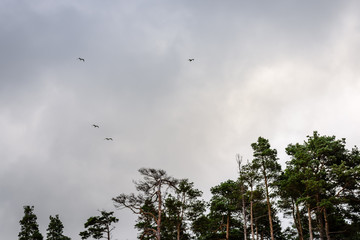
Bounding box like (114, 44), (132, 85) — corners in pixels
(1, 1), (360, 239)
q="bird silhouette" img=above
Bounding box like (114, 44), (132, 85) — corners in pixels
(92, 124), (99, 128)
(78, 57), (85, 62)
(188, 58), (194, 62)
(104, 138), (113, 141)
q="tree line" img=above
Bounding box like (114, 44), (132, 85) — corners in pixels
(18, 131), (360, 240)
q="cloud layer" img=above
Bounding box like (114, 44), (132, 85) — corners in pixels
(1, 1), (360, 239)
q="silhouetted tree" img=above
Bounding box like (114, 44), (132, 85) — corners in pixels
(79, 211), (118, 240)
(18, 205), (43, 240)
(46, 215), (71, 240)
(113, 168), (178, 240)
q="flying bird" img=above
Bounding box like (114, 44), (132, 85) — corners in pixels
(92, 124), (99, 128)
(78, 57), (85, 62)
(104, 138), (113, 141)
(188, 58), (194, 62)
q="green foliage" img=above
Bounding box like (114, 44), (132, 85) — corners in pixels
(163, 179), (205, 240)
(284, 131), (360, 239)
(46, 215), (71, 240)
(132, 178), (205, 240)
(205, 180), (242, 239)
(113, 168), (179, 240)
(110, 132), (360, 239)
(18, 205), (44, 240)
(251, 136), (281, 180)
(251, 137), (281, 240)
(210, 180), (240, 214)
(17, 131), (360, 240)
(134, 199), (157, 239)
(79, 211), (118, 240)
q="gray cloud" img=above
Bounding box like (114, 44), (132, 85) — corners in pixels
(2, 1), (360, 239)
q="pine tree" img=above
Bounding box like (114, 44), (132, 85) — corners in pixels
(79, 211), (118, 240)
(46, 215), (71, 240)
(209, 180), (241, 240)
(164, 179), (205, 240)
(239, 161), (261, 240)
(18, 205), (44, 240)
(285, 131), (360, 240)
(251, 137), (281, 240)
(113, 168), (178, 240)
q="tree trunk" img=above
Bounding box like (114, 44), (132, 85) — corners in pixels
(242, 184), (247, 240)
(178, 192), (186, 240)
(226, 213), (230, 240)
(250, 188), (255, 240)
(316, 212), (325, 240)
(291, 200), (300, 240)
(106, 224), (110, 240)
(295, 202), (304, 240)
(255, 220), (259, 240)
(157, 184), (162, 240)
(315, 195), (325, 240)
(263, 167), (274, 240)
(307, 204), (313, 240)
(292, 200), (304, 240)
(323, 208), (331, 240)
(176, 223), (181, 240)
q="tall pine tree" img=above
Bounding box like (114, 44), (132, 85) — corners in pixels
(251, 137), (281, 240)
(18, 205), (43, 240)
(113, 168), (178, 240)
(46, 215), (71, 240)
